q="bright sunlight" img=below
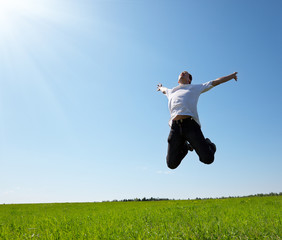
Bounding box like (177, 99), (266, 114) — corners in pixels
(0, 0), (29, 34)
(0, 0), (45, 45)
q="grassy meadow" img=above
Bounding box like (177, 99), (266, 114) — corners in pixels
(0, 195), (281, 239)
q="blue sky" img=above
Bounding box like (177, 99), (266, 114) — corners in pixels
(0, 0), (281, 203)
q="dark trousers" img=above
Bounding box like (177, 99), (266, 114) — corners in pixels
(166, 117), (215, 169)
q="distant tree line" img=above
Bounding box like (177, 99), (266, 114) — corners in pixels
(107, 197), (170, 202)
(192, 192), (282, 201)
(245, 192), (282, 197)
(103, 192), (282, 203)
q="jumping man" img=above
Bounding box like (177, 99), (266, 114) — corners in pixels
(157, 71), (238, 169)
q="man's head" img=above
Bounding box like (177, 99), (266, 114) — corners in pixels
(178, 71), (192, 84)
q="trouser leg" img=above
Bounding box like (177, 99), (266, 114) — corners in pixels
(166, 125), (189, 169)
(184, 119), (215, 164)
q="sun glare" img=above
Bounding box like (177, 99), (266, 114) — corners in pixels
(0, 0), (86, 78)
(0, 0), (58, 79)
(0, 0), (82, 43)
(0, 0), (36, 39)
(0, 0), (85, 82)
(0, 0), (26, 10)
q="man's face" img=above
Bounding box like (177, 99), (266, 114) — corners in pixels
(178, 71), (191, 84)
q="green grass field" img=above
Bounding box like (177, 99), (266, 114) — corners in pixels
(0, 196), (281, 239)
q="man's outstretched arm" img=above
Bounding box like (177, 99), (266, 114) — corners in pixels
(157, 83), (167, 94)
(212, 72), (238, 86)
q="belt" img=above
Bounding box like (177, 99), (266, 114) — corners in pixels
(173, 117), (194, 124)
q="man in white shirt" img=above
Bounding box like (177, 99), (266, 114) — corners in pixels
(157, 71), (238, 169)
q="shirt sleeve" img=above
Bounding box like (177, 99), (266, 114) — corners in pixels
(165, 88), (172, 98)
(201, 81), (214, 93)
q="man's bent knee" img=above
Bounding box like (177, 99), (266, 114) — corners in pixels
(200, 154), (214, 165)
(166, 157), (180, 169)
(167, 163), (178, 169)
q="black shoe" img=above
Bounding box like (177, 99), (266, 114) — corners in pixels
(187, 142), (194, 152)
(206, 138), (216, 153)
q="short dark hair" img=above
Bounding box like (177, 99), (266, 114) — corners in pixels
(188, 73), (192, 81)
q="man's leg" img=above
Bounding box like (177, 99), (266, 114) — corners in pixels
(166, 125), (189, 169)
(184, 119), (216, 164)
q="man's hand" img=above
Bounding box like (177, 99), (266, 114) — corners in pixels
(157, 83), (167, 94)
(212, 72), (238, 87)
(233, 72), (238, 81)
(157, 83), (163, 91)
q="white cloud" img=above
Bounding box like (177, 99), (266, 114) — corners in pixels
(156, 170), (174, 175)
